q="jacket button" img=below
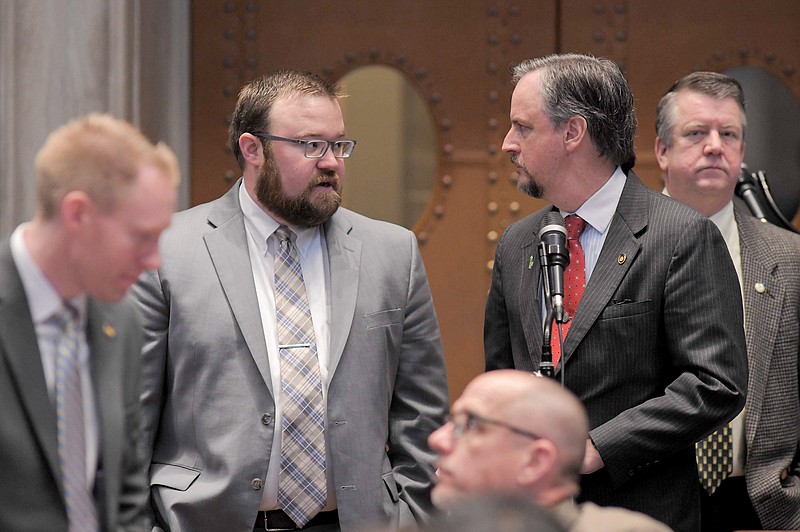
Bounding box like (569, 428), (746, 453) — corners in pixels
(261, 413), (272, 425)
(251, 478), (263, 490)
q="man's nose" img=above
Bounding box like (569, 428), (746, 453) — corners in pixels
(428, 422), (454, 455)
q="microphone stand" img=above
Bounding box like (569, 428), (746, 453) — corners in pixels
(538, 242), (555, 379)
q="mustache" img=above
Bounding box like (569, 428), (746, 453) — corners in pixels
(310, 170), (340, 188)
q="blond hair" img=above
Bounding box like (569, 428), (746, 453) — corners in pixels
(35, 113), (180, 219)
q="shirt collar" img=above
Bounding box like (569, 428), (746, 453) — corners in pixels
(560, 166), (626, 235)
(238, 180), (320, 258)
(10, 224), (88, 325)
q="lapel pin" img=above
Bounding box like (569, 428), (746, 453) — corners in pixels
(754, 282), (766, 294)
(528, 255), (534, 270)
(617, 254), (627, 265)
(103, 323), (116, 338)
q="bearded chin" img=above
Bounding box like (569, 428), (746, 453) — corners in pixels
(255, 158), (342, 227)
(516, 167), (543, 199)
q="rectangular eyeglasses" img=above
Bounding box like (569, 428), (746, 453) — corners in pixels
(252, 132), (357, 159)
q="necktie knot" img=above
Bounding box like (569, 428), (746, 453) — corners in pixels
(53, 304), (79, 333)
(275, 226), (295, 251)
(565, 214), (586, 241)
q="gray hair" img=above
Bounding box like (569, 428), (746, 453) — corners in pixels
(512, 53), (637, 171)
(655, 71), (746, 148)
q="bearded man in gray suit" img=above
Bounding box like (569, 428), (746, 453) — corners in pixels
(131, 70), (448, 532)
(656, 71), (800, 531)
(484, 54), (748, 531)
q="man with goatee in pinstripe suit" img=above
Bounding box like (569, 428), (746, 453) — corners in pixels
(657, 70), (800, 531)
(484, 54), (748, 531)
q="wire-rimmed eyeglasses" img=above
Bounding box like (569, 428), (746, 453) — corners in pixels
(252, 132), (357, 159)
(446, 411), (541, 440)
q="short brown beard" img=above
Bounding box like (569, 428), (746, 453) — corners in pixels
(255, 151), (342, 227)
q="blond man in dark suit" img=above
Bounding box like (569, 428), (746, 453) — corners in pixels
(0, 114), (179, 531)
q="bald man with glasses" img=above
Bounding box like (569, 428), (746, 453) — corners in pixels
(428, 371), (671, 532)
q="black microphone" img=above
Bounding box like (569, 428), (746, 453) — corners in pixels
(735, 163), (768, 223)
(538, 212), (570, 323)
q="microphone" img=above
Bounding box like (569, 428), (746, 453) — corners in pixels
(735, 163), (768, 223)
(538, 212), (570, 323)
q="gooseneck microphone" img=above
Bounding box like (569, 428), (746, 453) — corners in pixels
(735, 163), (768, 223)
(538, 212), (570, 323)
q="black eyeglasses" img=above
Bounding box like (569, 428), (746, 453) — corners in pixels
(252, 132), (357, 159)
(445, 411), (541, 440)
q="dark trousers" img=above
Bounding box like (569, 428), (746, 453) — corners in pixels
(700, 476), (761, 532)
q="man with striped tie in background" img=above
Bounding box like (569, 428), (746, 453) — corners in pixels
(0, 114), (179, 531)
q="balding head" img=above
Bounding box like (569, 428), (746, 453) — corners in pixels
(428, 370), (589, 509)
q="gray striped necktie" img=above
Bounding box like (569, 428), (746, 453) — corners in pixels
(273, 226), (326, 527)
(54, 305), (99, 532)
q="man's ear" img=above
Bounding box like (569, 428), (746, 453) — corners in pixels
(239, 133), (264, 166)
(654, 136), (669, 172)
(517, 439), (557, 485)
(563, 115), (588, 153)
(59, 190), (92, 232)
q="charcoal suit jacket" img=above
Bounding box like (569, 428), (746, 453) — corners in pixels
(485, 172), (748, 531)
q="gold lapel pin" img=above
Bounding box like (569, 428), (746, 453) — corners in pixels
(103, 323), (116, 338)
(617, 254), (627, 265)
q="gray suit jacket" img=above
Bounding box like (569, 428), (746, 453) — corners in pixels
(132, 181), (448, 532)
(484, 172), (748, 531)
(0, 240), (150, 531)
(735, 204), (800, 529)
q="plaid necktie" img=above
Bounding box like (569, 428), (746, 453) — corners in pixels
(550, 215), (587, 367)
(54, 305), (99, 532)
(273, 226), (327, 527)
(696, 423), (734, 495)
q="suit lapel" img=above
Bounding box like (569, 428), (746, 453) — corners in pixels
(323, 212), (360, 379)
(204, 183), (274, 396)
(0, 243), (62, 492)
(520, 218), (545, 363)
(736, 207), (780, 447)
(560, 173), (645, 367)
(88, 300), (123, 521)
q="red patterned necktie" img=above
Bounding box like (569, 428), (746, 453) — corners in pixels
(550, 215), (587, 368)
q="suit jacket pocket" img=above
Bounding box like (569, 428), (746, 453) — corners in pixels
(599, 299), (653, 319)
(150, 463), (201, 491)
(364, 308), (403, 330)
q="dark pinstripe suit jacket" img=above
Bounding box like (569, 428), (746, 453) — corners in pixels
(735, 204), (800, 529)
(484, 172), (748, 531)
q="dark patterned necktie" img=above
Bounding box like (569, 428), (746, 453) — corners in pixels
(550, 215), (587, 367)
(273, 226), (327, 527)
(696, 423), (734, 495)
(54, 305), (99, 532)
